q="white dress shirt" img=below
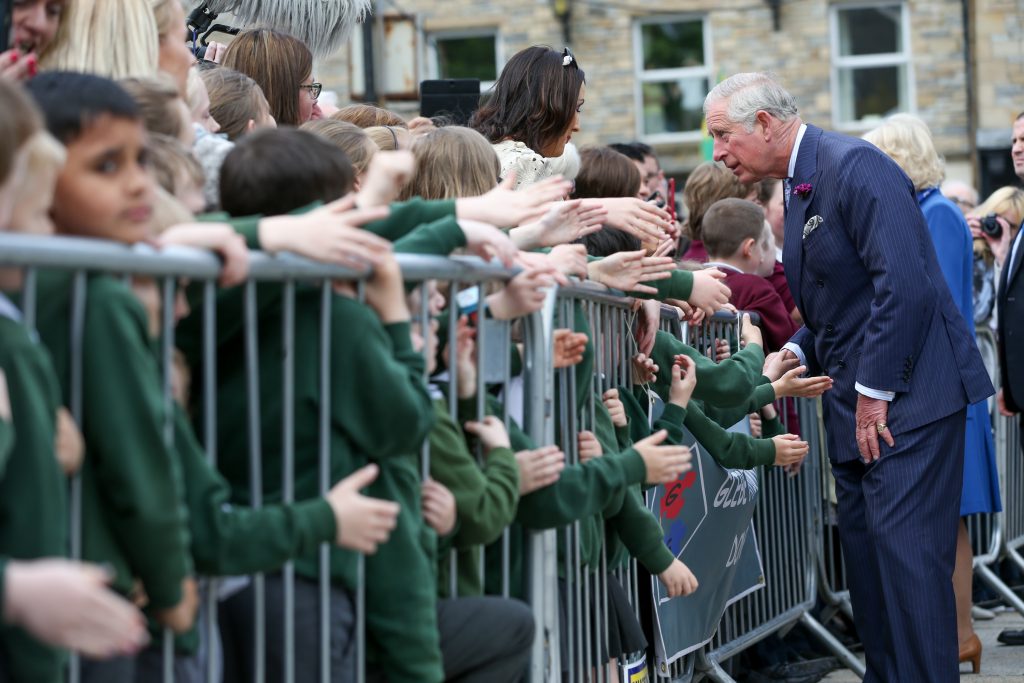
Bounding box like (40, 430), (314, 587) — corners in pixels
(780, 123), (894, 401)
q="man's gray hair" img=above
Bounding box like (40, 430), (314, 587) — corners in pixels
(703, 72), (799, 131)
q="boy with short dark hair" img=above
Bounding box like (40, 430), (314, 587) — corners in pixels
(702, 198), (798, 351)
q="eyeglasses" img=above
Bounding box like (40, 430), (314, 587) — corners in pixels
(299, 82), (322, 99)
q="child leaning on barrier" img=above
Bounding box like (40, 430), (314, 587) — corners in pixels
(23, 71), (404, 682)
(0, 79), (149, 682)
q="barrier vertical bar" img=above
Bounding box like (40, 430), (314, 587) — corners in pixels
(160, 277), (178, 683)
(202, 280), (220, 683)
(281, 281), (296, 683)
(243, 280), (266, 683)
(67, 270), (86, 683)
(317, 280), (332, 683)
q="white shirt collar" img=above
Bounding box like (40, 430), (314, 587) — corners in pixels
(775, 246), (784, 262)
(704, 261), (745, 274)
(787, 124), (808, 180)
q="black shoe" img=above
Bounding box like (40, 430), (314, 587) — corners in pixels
(997, 629), (1024, 645)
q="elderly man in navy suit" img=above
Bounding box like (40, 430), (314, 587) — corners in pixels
(704, 72), (994, 682)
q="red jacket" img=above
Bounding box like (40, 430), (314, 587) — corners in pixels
(716, 268), (799, 352)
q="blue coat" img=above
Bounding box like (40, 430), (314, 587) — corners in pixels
(782, 125), (994, 463)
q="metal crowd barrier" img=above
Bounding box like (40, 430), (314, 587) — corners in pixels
(0, 233), (555, 683)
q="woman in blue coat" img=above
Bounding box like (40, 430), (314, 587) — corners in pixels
(865, 114), (1000, 674)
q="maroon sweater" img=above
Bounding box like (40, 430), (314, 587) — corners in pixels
(768, 260), (797, 317)
(718, 269), (799, 352)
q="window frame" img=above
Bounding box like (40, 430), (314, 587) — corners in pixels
(829, 0), (916, 131)
(632, 14), (714, 143)
(425, 27), (502, 93)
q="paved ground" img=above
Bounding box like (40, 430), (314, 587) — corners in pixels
(822, 608), (1024, 681)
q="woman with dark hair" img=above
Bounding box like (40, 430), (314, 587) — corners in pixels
(472, 45), (674, 244)
(222, 28), (319, 127)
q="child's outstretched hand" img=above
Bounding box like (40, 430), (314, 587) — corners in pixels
(577, 430), (603, 463)
(553, 329), (588, 368)
(515, 446), (565, 494)
(632, 353), (659, 384)
(459, 174), (572, 228)
(421, 479), (457, 536)
(3, 559), (149, 658)
(356, 150), (415, 208)
(545, 243), (589, 281)
(602, 389), (628, 428)
(772, 434), (809, 467)
(156, 223), (250, 287)
(635, 430), (692, 485)
(739, 313), (763, 350)
(762, 351), (801, 382)
(771, 366), (833, 399)
(688, 268), (731, 316)
(712, 338), (731, 361)
(487, 267), (555, 319)
(326, 464), (400, 554)
(363, 251), (410, 324)
(587, 250), (675, 294)
(463, 416), (512, 452)
(658, 558), (699, 598)
(54, 407), (84, 476)
(458, 219), (519, 267)
(669, 355), (697, 408)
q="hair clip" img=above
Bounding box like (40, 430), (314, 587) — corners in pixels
(562, 47), (575, 67)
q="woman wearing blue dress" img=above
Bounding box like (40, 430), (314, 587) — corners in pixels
(865, 114), (1000, 675)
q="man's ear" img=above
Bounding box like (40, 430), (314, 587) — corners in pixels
(756, 110), (773, 140)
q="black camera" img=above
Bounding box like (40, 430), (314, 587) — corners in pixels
(980, 214), (1003, 239)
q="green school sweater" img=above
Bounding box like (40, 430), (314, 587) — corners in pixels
(0, 315), (68, 682)
(428, 398), (519, 598)
(0, 419), (11, 477)
(35, 271), (191, 610)
(649, 330), (765, 408)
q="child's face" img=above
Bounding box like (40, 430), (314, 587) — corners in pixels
(175, 168), (205, 215)
(51, 115), (155, 244)
(191, 79), (220, 135)
(754, 223), (776, 277)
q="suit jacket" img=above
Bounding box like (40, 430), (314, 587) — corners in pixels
(782, 125), (993, 462)
(719, 269), (799, 352)
(769, 260), (798, 315)
(998, 225), (1024, 412)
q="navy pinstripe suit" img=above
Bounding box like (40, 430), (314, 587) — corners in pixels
(782, 125), (994, 682)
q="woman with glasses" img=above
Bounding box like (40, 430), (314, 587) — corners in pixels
(222, 28), (320, 127)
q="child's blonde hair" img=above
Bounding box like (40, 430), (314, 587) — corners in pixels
(9, 132), (66, 235)
(151, 184), (194, 235)
(146, 134), (204, 197)
(682, 161), (753, 242)
(0, 80), (42, 185)
(201, 66), (273, 141)
(333, 103), (407, 129)
(399, 126), (499, 201)
(120, 76), (191, 142)
(301, 119), (377, 176)
(43, 0), (159, 80)
(365, 125), (410, 152)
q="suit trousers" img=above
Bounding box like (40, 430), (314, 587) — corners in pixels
(831, 409), (965, 683)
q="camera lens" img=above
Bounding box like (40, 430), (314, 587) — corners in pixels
(980, 214), (1003, 239)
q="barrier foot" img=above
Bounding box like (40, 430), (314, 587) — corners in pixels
(976, 563), (1024, 618)
(798, 612), (865, 679)
(695, 653), (737, 683)
(1007, 546), (1024, 574)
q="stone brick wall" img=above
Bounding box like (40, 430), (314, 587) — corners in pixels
(309, 0), (1014, 175)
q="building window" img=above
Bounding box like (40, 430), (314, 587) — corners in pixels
(427, 30), (500, 91)
(633, 16), (712, 141)
(830, 3), (913, 127)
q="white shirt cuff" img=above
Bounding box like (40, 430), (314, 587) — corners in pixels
(855, 383), (895, 401)
(782, 342), (807, 369)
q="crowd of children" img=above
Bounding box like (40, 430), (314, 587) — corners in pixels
(0, 2), (832, 681)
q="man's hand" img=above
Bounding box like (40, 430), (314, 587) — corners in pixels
(855, 394), (895, 463)
(771, 434), (809, 467)
(658, 558), (699, 598)
(326, 464), (400, 554)
(463, 416), (512, 451)
(688, 269), (731, 316)
(771, 366), (833, 399)
(669, 355), (697, 408)
(3, 560), (149, 658)
(602, 389), (628, 428)
(154, 578), (199, 634)
(762, 351), (800, 382)
(421, 479), (457, 536)
(515, 446), (565, 494)
(635, 430), (692, 485)
(577, 430), (603, 463)
(553, 329), (588, 368)
(997, 388), (1018, 417)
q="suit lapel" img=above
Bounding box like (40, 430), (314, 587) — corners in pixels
(1007, 227), (1024, 290)
(782, 124), (821, 312)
